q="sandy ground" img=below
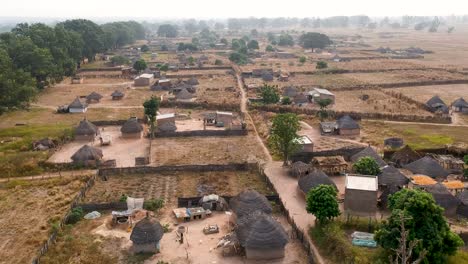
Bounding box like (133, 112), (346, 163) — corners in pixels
(92, 212), (307, 264)
(392, 84), (468, 105)
(48, 126), (149, 167)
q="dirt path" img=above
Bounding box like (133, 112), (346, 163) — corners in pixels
(0, 169), (96, 183)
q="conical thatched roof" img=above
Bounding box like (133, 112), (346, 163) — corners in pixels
(230, 190), (272, 218)
(404, 156), (449, 179)
(426, 183), (460, 211)
(71, 145), (103, 163)
(186, 77), (199, 85)
(337, 115), (359, 130)
(86, 91), (103, 101)
(111, 90), (125, 97)
(457, 190), (468, 205)
(262, 73), (274, 81)
(351, 146), (386, 167)
(378, 165), (409, 187)
(75, 119), (98, 136)
(380, 184), (401, 209)
(130, 217), (164, 244)
(391, 145), (421, 165)
(298, 169), (337, 194)
(176, 88), (194, 100)
(426, 95), (446, 108)
(283, 86), (298, 98)
(452, 97), (468, 108)
(291, 161), (311, 178)
(121, 117), (143, 134)
(236, 211), (288, 250)
(157, 122), (177, 132)
(68, 97), (87, 109)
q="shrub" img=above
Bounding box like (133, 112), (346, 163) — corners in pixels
(144, 198), (165, 212)
(281, 96), (292, 105)
(353, 157), (381, 175)
(119, 194), (128, 202)
(299, 56), (306, 63)
(214, 59), (223, 65)
(67, 207), (84, 224)
(316, 61), (328, 69)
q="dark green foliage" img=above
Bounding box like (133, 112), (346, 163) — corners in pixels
(278, 34), (294, 46)
(178, 42), (198, 51)
(299, 32), (332, 49)
(140, 45), (149, 52)
(268, 113), (301, 165)
(247, 40), (259, 50)
(220, 38), (228, 45)
(463, 155), (468, 165)
(316, 98), (332, 121)
(353, 157), (381, 175)
(260, 84), (280, 104)
(119, 194), (128, 202)
(281, 96), (292, 105)
(143, 96), (160, 138)
(214, 59), (223, 65)
(133, 59), (147, 72)
(375, 189), (464, 264)
(144, 198), (165, 212)
(157, 24), (178, 38)
(316, 61), (328, 69)
(229, 52), (248, 64)
(68, 207), (84, 224)
(299, 56), (307, 63)
(159, 64), (169, 71)
(110, 55), (129, 66)
(265, 45), (275, 52)
(306, 185), (340, 224)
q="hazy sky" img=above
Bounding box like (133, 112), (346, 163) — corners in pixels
(1, 0), (467, 19)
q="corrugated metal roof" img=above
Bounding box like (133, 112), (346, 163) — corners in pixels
(346, 174), (378, 191)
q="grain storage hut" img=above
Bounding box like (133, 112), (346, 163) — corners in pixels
(297, 169), (337, 196)
(121, 117), (144, 138)
(337, 115), (360, 136)
(344, 174), (378, 217)
(71, 145), (103, 166)
(230, 190), (272, 219)
(74, 118), (99, 141)
(130, 217), (164, 254)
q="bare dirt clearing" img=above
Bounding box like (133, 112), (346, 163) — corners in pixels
(392, 84), (468, 104)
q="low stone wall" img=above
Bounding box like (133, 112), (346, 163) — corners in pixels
(155, 129), (247, 138)
(160, 100), (240, 112)
(291, 146), (366, 163)
(98, 163), (254, 177)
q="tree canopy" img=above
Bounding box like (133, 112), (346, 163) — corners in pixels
(143, 96), (160, 138)
(278, 34), (294, 46)
(260, 83), (280, 104)
(375, 189), (463, 263)
(247, 40), (259, 50)
(298, 32), (332, 49)
(306, 185), (340, 224)
(269, 113), (301, 165)
(133, 59), (147, 72)
(157, 24), (178, 38)
(352, 156), (381, 175)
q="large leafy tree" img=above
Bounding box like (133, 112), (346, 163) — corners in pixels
(306, 185), (340, 224)
(247, 40), (259, 50)
(60, 19), (105, 61)
(375, 189), (464, 264)
(316, 98), (332, 121)
(157, 24), (178, 38)
(133, 59), (147, 73)
(278, 34), (294, 46)
(352, 156), (381, 175)
(269, 113), (301, 165)
(143, 96), (160, 138)
(298, 32), (332, 49)
(260, 83), (280, 104)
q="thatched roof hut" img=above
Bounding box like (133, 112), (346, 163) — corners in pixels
(350, 146), (386, 168)
(186, 77), (199, 85)
(298, 169), (337, 195)
(290, 161), (312, 178)
(379, 184), (401, 210)
(456, 190), (468, 219)
(283, 86), (298, 98)
(230, 190), (272, 218)
(68, 97), (88, 112)
(451, 97), (468, 108)
(121, 117), (143, 137)
(71, 145), (103, 164)
(337, 115), (360, 130)
(404, 156), (449, 179)
(426, 183), (460, 217)
(130, 217), (164, 253)
(111, 90), (125, 100)
(293, 93), (308, 104)
(426, 95), (449, 114)
(391, 145), (421, 167)
(236, 211), (288, 260)
(176, 88), (194, 100)
(378, 165), (409, 187)
(86, 92), (103, 103)
(74, 119), (99, 140)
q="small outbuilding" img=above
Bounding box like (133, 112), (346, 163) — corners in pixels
(130, 217), (164, 254)
(293, 93), (309, 105)
(426, 95), (449, 114)
(199, 194), (229, 211)
(175, 88), (195, 102)
(308, 88), (335, 104)
(311, 156), (348, 175)
(156, 113), (176, 132)
(71, 145), (103, 166)
(390, 145), (421, 167)
(295, 135), (314, 153)
(134, 73), (154, 87)
(185, 77), (199, 86)
(456, 190), (468, 219)
(86, 92), (103, 103)
(121, 117), (144, 138)
(426, 183), (460, 217)
(230, 190), (272, 219)
(74, 118), (99, 141)
(262, 73), (274, 82)
(344, 174), (378, 217)
(71, 76), (84, 84)
(337, 115), (360, 136)
(158, 79), (172, 88)
(378, 165), (409, 188)
(403, 156), (449, 179)
(319, 121), (338, 135)
(298, 169), (337, 195)
(451, 97), (468, 113)
(68, 97), (88, 113)
(111, 90), (125, 100)
(236, 211), (288, 260)
(282, 86), (298, 98)
(350, 146), (387, 168)
(384, 137), (404, 149)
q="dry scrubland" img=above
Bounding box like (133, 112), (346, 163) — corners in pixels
(343, 69), (467, 85)
(0, 176), (89, 264)
(393, 84), (468, 104)
(194, 74), (240, 104)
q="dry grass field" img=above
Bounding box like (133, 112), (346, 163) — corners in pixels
(194, 74), (240, 104)
(343, 69), (468, 85)
(392, 84), (468, 105)
(327, 59), (428, 71)
(0, 176), (90, 264)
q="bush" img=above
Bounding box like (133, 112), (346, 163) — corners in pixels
(353, 157), (381, 175)
(214, 59), (223, 65)
(67, 207), (84, 224)
(281, 96), (292, 105)
(119, 194), (128, 202)
(316, 61), (328, 69)
(265, 45), (275, 52)
(159, 64), (169, 71)
(299, 56), (307, 63)
(144, 198), (164, 212)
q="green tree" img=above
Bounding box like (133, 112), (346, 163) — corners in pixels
(133, 59), (147, 72)
(299, 56), (306, 63)
(352, 156), (381, 175)
(247, 40), (259, 50)
(316, 61), (328, 69)
(159, 64), (169, 71)
(281, 96), (292, 105)
(269, 113), (301, 165)
(260, 83), (280, 104)
(278, 34), (294, 46)
(229, 52), (247, 64)
(306, 185), (340, 224)
(265, 45), (275, 52)
(140, 44), (149, 52)
(316, 98), (332, 121)
(220, 38), (228, 45)
(60, 19), (105, 61)
(143, 96), (160, 138)
(375, 189), (464, 264)
(157, 24), (178, 38)
(110, 55), (129, 66)
(298, 32), (332, 49)
(214, 59), (223, 65)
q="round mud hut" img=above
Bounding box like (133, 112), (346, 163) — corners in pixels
(236, 211), (288, 260)
(297, 169), (337, 196)
(378, 165), (409, 188)
(86, 91), (103, 103)
(111, 90), (125, 100)
(130, 217), (164, 254)
(404, 156), (449, 180)
(336, 115), (360, 136)
(230, 190), (272, 219)
(121, 117), (144, 138)
(350, 146), (387, 168)
(390, 145), (421, 167)
(71, 145), (103, 166)
(290, 161), (312, 178)
(74, 118), (99, 141)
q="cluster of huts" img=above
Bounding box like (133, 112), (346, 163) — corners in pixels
(426, 95), (468, 114)
(320, 115), (360, 136)
(65, 90), (125, 113)
(281, 86), (336, 106)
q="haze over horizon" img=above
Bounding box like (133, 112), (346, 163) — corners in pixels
(1, 0), (467, 19)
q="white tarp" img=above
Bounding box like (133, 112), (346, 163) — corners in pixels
(127, 197), (144, 210)
(202, 194), (219, 203)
